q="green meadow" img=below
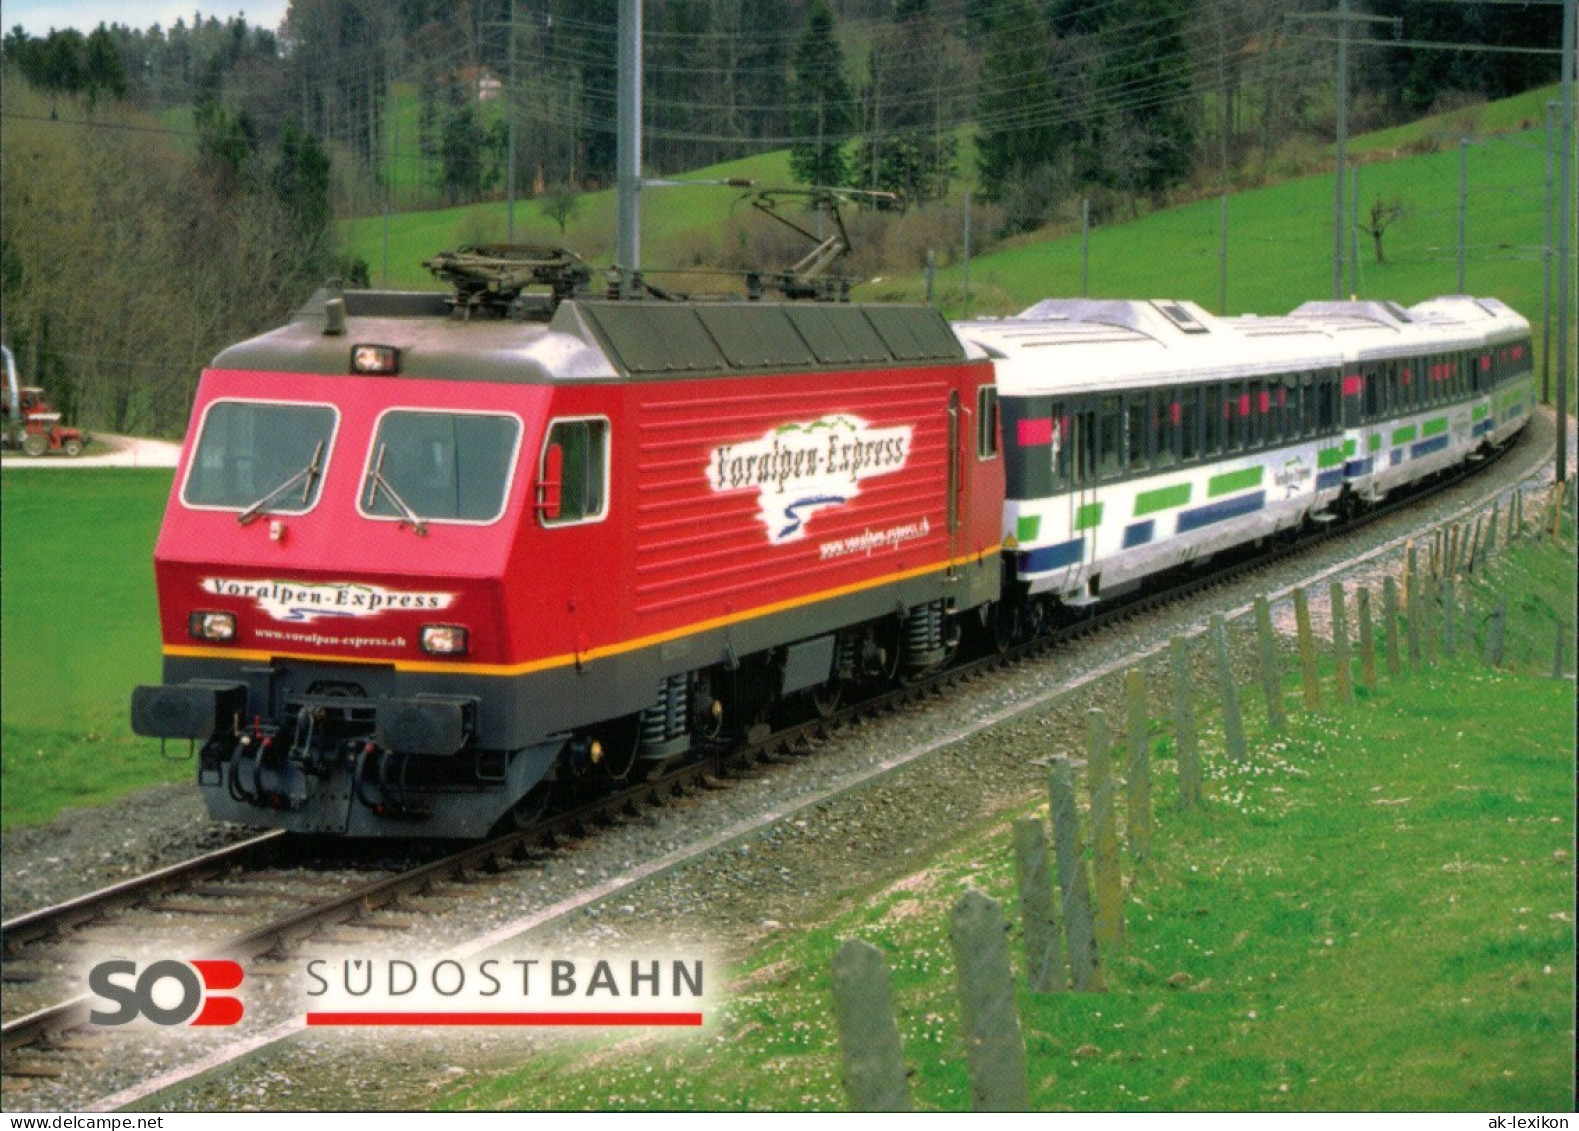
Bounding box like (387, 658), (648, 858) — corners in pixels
(0, 470), (178, 827)
(439, 525), (1576, 1112)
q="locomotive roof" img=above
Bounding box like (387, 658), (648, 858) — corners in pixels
(208, 288), (967, 382)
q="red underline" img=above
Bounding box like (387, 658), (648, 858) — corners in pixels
(305, 1011), (704, 1027)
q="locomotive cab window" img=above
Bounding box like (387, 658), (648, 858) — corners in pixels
(538, 418), (610, 525)
(183, 399), (338, 515)
(360, 410), (521, 525)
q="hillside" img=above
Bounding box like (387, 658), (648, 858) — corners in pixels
(344, 85), (1571, 381)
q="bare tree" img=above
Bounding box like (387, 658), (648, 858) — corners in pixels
(1366, 196), (1408, 263)
(541, 184), (580, 236)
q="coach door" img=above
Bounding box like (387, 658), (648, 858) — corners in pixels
(1066, 401), (1101, 598)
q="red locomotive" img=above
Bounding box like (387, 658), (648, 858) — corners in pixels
(132, 249), (1005, 837)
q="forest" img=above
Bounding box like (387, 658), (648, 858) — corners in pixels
(0, 0), (1564, 435)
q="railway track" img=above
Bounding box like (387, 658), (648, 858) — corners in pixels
(0, 422), (1542, 1088)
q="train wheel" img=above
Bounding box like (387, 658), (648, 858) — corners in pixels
(506, 783), (553, 829)
(598, 714), (642, 781)
(991, 602), (1019, 653)
(810, 680), (842, 720)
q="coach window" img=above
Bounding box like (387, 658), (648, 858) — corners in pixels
(1223, 382), (1241, 451)
(539, 418), (609, 526)
(1317, 374), (1338, 433)
(1180, 387), (1200, 462)
(1254, 381), (1271, 448)
(977, 386), (1000, 459)
(1049, 402), (1069, 491)
(1202, 383), (1222, 456)
(1127, 394), (1149, 471)
(1098, 395), (1123, 479)
(1155, 393), (1179, 469)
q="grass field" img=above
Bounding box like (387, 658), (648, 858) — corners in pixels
(437, 524), (1576, 1113)
(0, 470), (178, 827)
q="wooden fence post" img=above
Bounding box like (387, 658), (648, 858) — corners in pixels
(1483, 593), (1506, 669)
(1124, 669), (1154, 864)
(1382, 576), (1402, 679)
(1170, 636), (1202, 811)
(1357, 586), (1377, 693)
(1255, 594), (1287, 732)
(1294, 588), (1321, 710)
(1086, 710), (1124, 951)
(830, 939), (912, 1112)
(1484, 501), (1499, 560)
(1331, 582), (1353, 706)
(1013, 817), (1064, 994)
(1048, 758), (1104, 992)
(1405, 545), (1422, 669)
(950, 889), (1032, 1112)
(1420, 573), (1439, 664)
(1211, 614), (1248, 761)
(1441, 576), (1458, 659)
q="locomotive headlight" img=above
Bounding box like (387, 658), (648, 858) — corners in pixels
(188, 611), (237, 642)
(421, 624), (469, 655)
(351, 344), (401, 374)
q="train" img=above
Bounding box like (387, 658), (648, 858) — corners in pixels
(129, 249), (1535, 838)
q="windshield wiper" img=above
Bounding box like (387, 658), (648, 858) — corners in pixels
(237, 441), (325, 526)
(362, 443), (428, 536)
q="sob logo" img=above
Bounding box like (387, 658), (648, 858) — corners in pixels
(88, 958), (244, 1027)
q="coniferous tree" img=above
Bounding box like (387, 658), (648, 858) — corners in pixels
(1091, 0), (1194, 200)
(849, 0), (956, 205)
(789, 0), (855, 188)
(974, 0), (1055, 202)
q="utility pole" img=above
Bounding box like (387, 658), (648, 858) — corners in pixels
(962, 191), (972, 319)
(1557, 0), (1573, 484)
(1334, 0), (1348, 300)
(1080, 198), (1091, 297)
(1458, 136), (1469, 294)
(1543, 101), (1556, 404)
(1289, 3), (1395, 298)
(1219, 195), (1229, 314)
(1350, 164), (1360, 297)
(506, 0), (517, 242)
(616, 0), (642, 296)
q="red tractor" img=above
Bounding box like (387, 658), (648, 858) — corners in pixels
(3, 345), (88, 457)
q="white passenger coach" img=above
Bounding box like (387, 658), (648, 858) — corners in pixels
(954, 295), (1534, 610)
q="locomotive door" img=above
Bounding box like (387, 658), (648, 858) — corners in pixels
(946, 390), (963, 574)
